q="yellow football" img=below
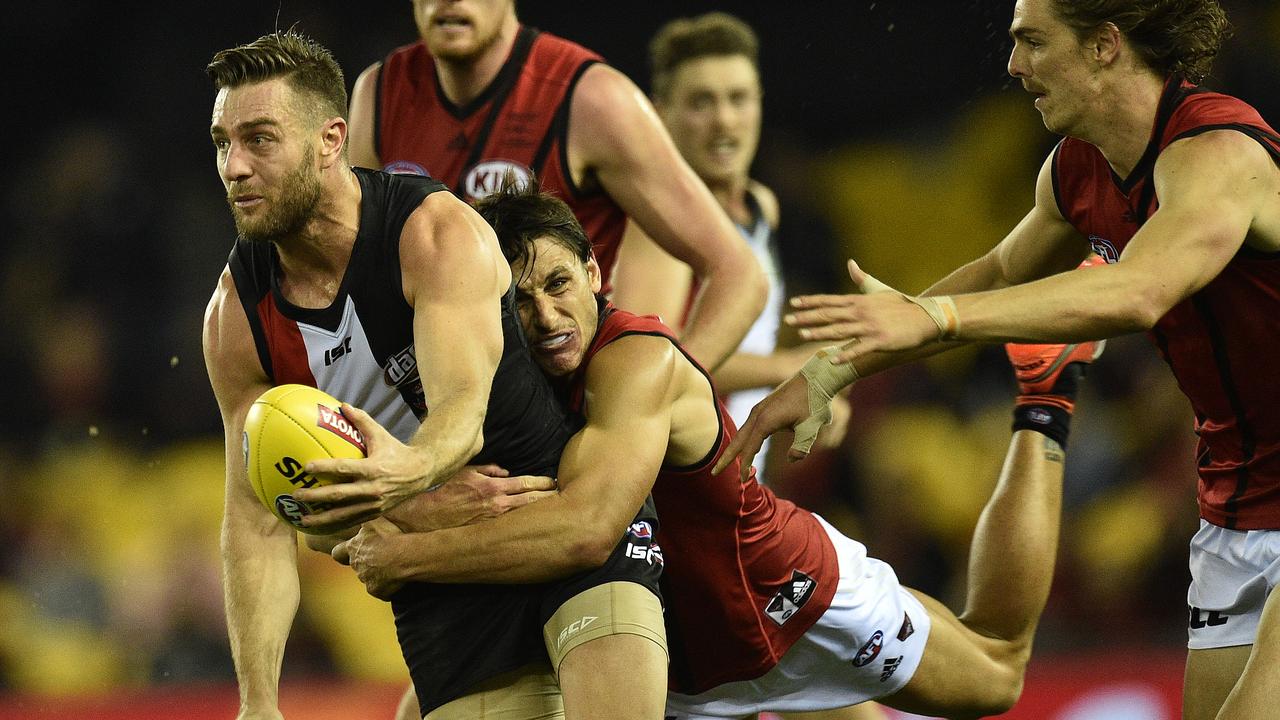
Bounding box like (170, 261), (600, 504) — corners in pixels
(243, 384), (367, 534)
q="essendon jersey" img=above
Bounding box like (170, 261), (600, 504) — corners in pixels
(1053, 78), (1280, 530)
(227, 168), (574, 712)
(376, 26), (628, 288)
(568, 302), (839, 694)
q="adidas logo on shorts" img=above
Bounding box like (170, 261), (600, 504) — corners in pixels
(765, 570), (817, 626)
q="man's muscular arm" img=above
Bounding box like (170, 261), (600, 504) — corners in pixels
(943, 130), (1274, 342)
(569, 63), (767, 371)
(297, 192), (508, 527)
(336, 336), (679, 592)
(204, 269), (296, 720)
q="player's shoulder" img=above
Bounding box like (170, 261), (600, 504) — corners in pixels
(587, 333), (682, 388)
(571, 62), (643, 117)
(1158, 125), (1275, 178)
(404, 186), (486, 239)
(202, 265), (266, 395)
(530, 27), (603, 62)
(747, 180), (780, 230)
(353, 60), (383, 94)
(204, 265), (239, 332)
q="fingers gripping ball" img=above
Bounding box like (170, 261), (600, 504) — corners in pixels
(243, 384), (367, 534)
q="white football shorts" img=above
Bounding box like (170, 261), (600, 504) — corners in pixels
(665, 514), (931, 718)
(1187, 519), (1280, 649)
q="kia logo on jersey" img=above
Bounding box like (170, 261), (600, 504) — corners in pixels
(464, 160), (533, 199)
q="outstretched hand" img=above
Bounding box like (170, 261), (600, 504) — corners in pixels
(716, 260), (907, 480)
(714, 372), (816, 481)
(786, 259), (938, 364)
(293, 404), (432, 533)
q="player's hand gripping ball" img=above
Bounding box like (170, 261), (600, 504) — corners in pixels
(243, 384), (367, 533)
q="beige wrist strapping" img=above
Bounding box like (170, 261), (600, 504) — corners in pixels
(794, 344), (859, 456)
(907, 295), (961, 341)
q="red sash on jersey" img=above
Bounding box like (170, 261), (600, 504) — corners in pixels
(376, 27), (628, 289)
(570, 302), (840, 693)
(1054, 78), (1280, 529)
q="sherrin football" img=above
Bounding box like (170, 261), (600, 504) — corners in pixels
(243, 384), (367, 534)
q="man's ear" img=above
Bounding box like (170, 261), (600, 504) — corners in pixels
(319, 116), (347, 168)
(1092, 21), (1123, 67)
(587, 255), (602, 294)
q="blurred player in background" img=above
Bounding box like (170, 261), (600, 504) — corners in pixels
(637, 12), (849, 482)
(728, 2), (1280, 718)
(335, 184), (1102, 719)
(202, 30), (665, 720)
(346, 0), (767, 372)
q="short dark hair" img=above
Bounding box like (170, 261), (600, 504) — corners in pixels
(649, 12), (759, 101)
(1048, 0), (1231, 83)
(206, 29), (348, 124)
(472, 179), (592, 277)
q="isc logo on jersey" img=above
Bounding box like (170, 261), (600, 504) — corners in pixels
(464, 160), (533, 200)
(242, 384), (367, 534)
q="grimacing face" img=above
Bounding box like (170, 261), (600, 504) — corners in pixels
(211, 78), (323, 244)
(657, 54), (762, 189)
(413, 0), (514, 62)
(512, 237), (602, 378)
(1007, 0), (1105, 137)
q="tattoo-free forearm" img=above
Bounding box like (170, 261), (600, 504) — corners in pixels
(390, 493), (613, 584)
(221, 515), (299, 710)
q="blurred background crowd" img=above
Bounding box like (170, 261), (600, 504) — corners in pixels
(2, 0), (1278, 707)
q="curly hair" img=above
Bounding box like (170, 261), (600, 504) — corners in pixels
(1048, 0), (1232, 83)
(206, 29), (347, 123)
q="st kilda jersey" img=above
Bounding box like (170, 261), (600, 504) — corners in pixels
(227, 167), (575, 712)
(375, 26), (629, 289)
(1053, 78), (1280, 530)
(568, 302), (839, 694)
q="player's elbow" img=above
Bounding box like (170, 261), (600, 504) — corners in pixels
(1122, 283), (1174, 331)
(564, 517), (622, 571)
(730, 247), (769, 316)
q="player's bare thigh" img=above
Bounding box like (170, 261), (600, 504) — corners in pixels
(1183, 645), (1252, 720)
(1215, 587), (1280, 720)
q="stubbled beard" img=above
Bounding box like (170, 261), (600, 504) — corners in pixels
(228, 151), (322, 244)
(428, 21), (504, 63)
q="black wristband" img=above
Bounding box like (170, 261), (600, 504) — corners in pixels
(1012, 404), (1072, 448)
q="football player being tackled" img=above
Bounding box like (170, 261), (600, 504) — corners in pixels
(333, 184), (1101, 719)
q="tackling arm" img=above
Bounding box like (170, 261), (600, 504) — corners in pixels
(339, 336), (679, 587)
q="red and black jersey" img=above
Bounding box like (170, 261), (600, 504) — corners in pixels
(376, 26), (628, 289)
(227, 168), (575, 713)
(568, 302), (839, 694)
(1053, 78), (1280, 530)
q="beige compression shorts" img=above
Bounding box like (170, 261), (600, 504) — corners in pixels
(426, 581), (667, 720)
